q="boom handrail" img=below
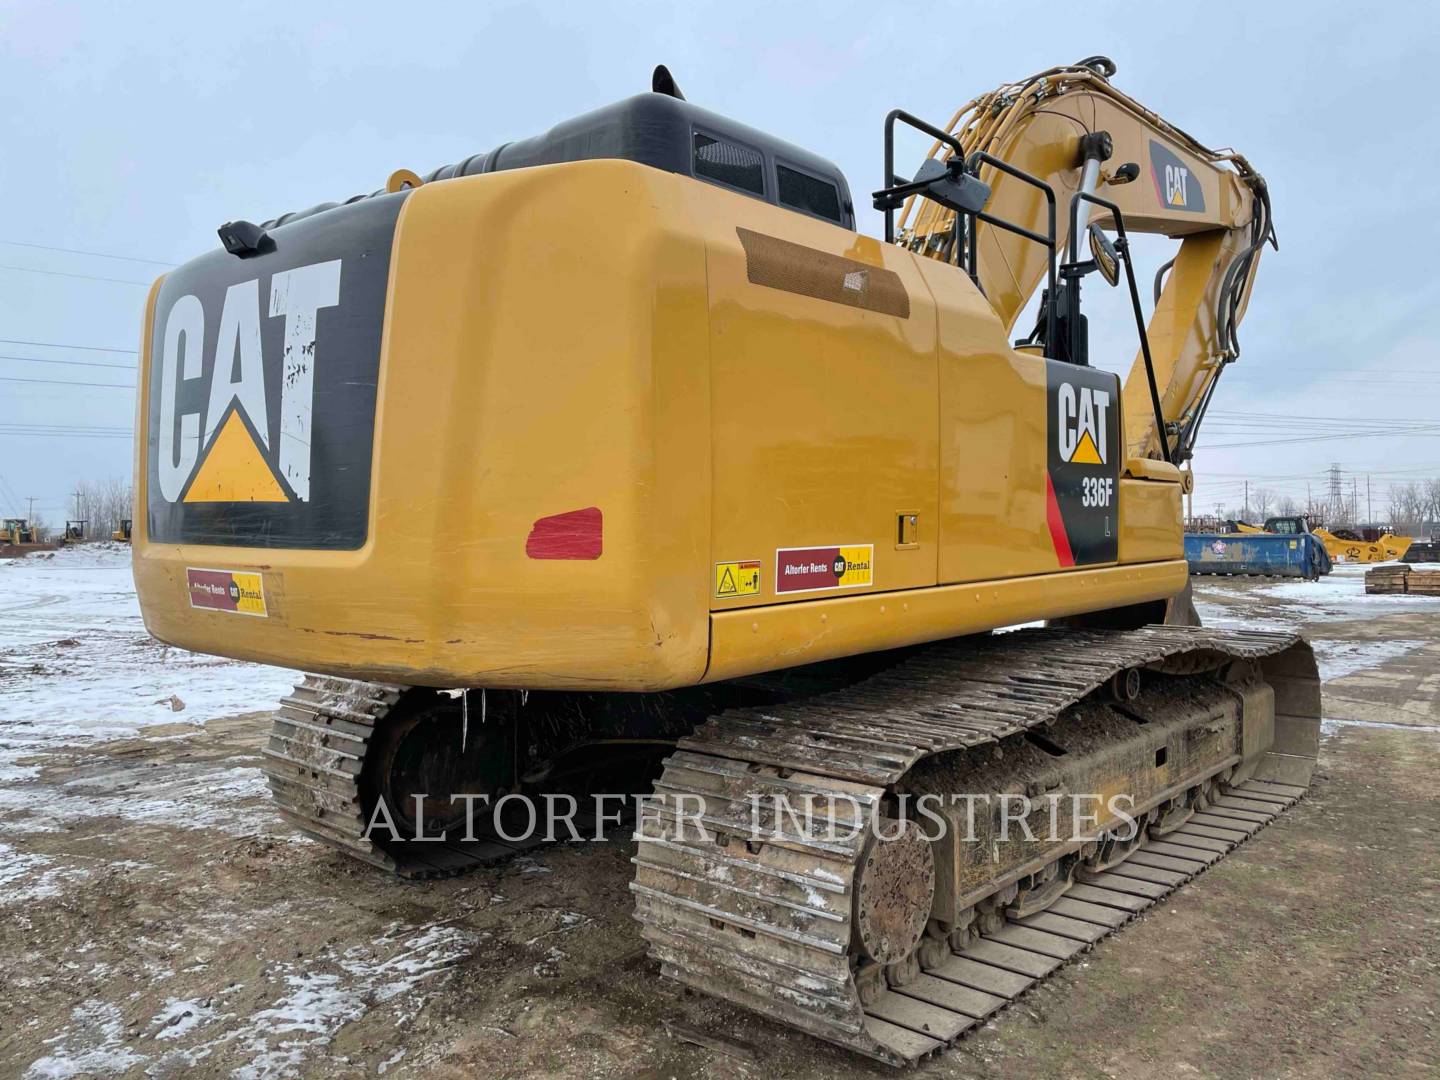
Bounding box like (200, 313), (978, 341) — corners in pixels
(1067, 190), (1171, 465)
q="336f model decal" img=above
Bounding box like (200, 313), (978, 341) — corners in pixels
(1046, 362), (1122, 566)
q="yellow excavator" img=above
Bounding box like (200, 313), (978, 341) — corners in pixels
(132, 59), (1318, 1063)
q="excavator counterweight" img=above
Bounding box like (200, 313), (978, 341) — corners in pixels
(131, 58), (1317, 1064)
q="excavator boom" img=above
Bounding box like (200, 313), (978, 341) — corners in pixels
(893, 60), (1275, 465)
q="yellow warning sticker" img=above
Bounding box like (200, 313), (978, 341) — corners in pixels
(714, 560), (762, 599)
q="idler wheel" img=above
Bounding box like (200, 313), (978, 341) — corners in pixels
(852, 824), (934, 965)
(364, 694), (512, 842)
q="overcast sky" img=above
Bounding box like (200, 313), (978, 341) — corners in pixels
(1, 0), (1436, 526)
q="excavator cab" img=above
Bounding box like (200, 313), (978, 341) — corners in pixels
(1262, 515), (1311, 535)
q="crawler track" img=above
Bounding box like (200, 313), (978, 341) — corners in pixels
(631, 625), (1320, 1065)
(261, 677), (550, 878)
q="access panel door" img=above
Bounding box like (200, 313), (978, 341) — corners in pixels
(706, 205), (939, 610)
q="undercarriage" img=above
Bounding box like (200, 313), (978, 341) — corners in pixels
(262, 624), (1318, 1064)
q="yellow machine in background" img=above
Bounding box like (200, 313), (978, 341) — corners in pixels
(131, 59), (1318, 1064)
(0, 518), (36, 544)
(1312, 526), (1412, 563)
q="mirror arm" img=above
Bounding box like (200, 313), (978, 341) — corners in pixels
(1069, 192), (1172, 466)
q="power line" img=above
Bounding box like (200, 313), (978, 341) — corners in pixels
(0, 426), (131, 437)
(0, 263), (154, 287)
(1, 354), (135, 371)
(0, 375), (134, 390)
(0, 428), (132, 440)
(1227, 366), (1440, 375)
(0, 474), (22, 516)
(1207, 429), (1440, 450)
(1210, 410), (1440, 424)
(0, 337), (137, 354)
(0, 238), (177, 268)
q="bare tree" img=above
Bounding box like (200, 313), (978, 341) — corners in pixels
(1253, 488), (1274, 518)
(1388, 482), (1420, 534)
(72, 477), (134, 540)
(1426, 479), (1440, 529)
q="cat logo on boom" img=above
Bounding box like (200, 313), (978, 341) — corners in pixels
(1056, 382), (1110, 466)
(1147, 140), (1206, 213)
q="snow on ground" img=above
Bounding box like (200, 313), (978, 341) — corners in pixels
(33, 920), (480, 1080)
(1195, 561), (1440, 633)
(1253, 562), (1440, 621)
(1309, 638), (1428, 682)
(23, 1000), (146, 1080)
(0, 544), (297, 864)
(0, 543), (296, 734)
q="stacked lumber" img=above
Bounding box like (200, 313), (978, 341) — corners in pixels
(1365, 566), (1440, 595)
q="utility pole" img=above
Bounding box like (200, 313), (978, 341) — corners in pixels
(1328, 463), (1343, 524)
(1366, 475), (1372, 522)
(71, 487), (84, 523)
(25, 496), (35, 521)
(1351, 477), (1358, 523)
(1243, 480), (1249, 521)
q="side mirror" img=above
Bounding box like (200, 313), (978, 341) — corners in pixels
(1088, 223), (1120, 287)
(913, 158), (991, 215)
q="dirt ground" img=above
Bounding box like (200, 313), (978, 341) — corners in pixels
(2, 558), (1438, 1079)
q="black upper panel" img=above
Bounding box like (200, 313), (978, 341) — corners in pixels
(148, 194), (403, 549)
(262, 93), (854, 230)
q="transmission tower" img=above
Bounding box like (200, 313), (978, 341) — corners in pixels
(1328, 463), (1344, 524)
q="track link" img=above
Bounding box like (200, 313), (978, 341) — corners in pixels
(631, 625), (1320, 1065)
(261, 675), (548, 878)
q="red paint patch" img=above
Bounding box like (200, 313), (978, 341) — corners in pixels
(1044, 475), (1075, 567)
(526, 507), (603, 560)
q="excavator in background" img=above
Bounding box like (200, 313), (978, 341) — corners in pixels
(131, 59), (1318, 1064)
